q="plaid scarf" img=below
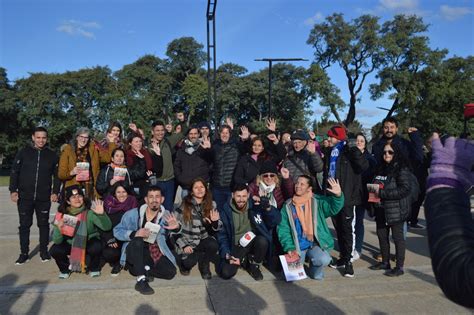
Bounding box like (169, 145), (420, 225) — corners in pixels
(149, 243), (163, 263)
(69, 209), (88, 273)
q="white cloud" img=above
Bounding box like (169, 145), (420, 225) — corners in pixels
(379, 0), (418, 11)
(439, 5), (473, 21)
(304, 12), (324, 26)
(357, 108), (380, 118)
(56, 20), (101, 39)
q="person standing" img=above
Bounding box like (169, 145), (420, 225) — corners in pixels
(9, 127), (60, 264)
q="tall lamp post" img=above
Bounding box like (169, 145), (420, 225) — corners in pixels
(255, 58), (308, 117)
(206, 0), (217, 124)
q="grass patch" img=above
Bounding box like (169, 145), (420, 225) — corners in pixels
(0, 176), (9, 187)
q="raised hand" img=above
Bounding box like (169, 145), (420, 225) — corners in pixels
(267, 133), (279, 144)
(408, 127), (418, 133)
(326, 178), (342, 197)
(134, 149), (144, 159)
(92, 198), (105, 215)
(239, 126), (250, 140)
(165, 122), (173, 133)
(309, 131), (316, 140)
(225, 117), (234, 130)
(280, 167), (290, 180)
(129, 123), (138, 132)
(163, 213), (180, 230)
(252, 195), (261, 204)
(200, 135), (211, 149)
(266, 118), (277, 132)
(151, 142), (161, 156)
(209, 208), (220, 222)
(106, 132), (116, 143)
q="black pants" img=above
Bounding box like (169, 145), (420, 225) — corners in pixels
(409, 185), (426, 225)
(126, 237), (176, 280)
(220, 235), (268, 280)
(49, 238), (102, 273)
(102, 243), (122, 267)
(18, 199), (51, 254)
(180, 237), (218, 271)
(331, 205), (355, 263)
(376, 221), (405, 268)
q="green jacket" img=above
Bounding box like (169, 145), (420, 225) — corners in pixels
(277, 193), (344, 254)
(157, 132), (183, 181)
(52, 210), (112, 245)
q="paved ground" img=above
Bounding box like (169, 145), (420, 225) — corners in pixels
(0, 187), (471, 315)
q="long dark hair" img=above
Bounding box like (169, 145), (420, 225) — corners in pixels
(376, 143), (409, 176)
(182, 178), (213, 224)
(111, 181), (134, 198)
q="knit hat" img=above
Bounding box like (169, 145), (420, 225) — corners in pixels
(327, 125), (347, 141)
(291, 129), (309, 141)
(259, 161), (278, 175)
(65, 185), (85, 200)
(197, 121), (211, 129)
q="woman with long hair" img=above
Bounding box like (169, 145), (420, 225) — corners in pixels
(174, 178), (222, 279)
(96, 148), (132, 197)
(101, 182), (138, 275)
(369, 143), (412, 276)
(125, 132), (155, 201)
(95, 121), (123, 167)
(50, 185), (112, 279)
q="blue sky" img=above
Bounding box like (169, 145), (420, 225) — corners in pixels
(1, 0), (473, 129)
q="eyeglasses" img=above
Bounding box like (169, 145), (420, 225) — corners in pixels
(383, 150), (394, 155)
(262, 174), (276, 178)
(78, 136), (89, 140)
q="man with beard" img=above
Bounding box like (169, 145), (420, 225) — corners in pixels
(174, 126), (211, 198)
(372, 117), (424, 228)
(114, 186), (180, 295)
(217, 184), (281, 281)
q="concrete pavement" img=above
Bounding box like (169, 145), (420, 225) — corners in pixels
(0, 187), (471, 314)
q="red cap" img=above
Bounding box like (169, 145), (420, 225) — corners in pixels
(327, 125), (347, 141)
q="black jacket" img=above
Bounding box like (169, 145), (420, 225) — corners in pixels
(96, 165), (132, 197)
(322, 145), (369, 208)
(425, 187), (474, 309)
(373, 166), (412, 225)
(174, 146), (210, 190)
(9, 145), (60, 201)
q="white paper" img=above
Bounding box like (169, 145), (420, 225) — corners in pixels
(144, 222), (161, 244)
(279, 254), (307, 282)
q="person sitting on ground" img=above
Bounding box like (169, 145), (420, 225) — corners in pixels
(278, 176), (344, 280)
(96, 148), (132, 197)
(101, 182), (138, 276)
(217, 184), (281, 281)
(174, 178), (222, 279)
(113, 186), (180, 295)
(50, 185), (112, 279)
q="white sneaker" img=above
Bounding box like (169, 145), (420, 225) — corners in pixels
(351, 251), (360, 262)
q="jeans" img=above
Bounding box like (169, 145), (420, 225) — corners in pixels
(212, 187), (232, 214)
(300, 246), (332, 280)
(354, 206), (366, 254)
(156, 179), (175, 212)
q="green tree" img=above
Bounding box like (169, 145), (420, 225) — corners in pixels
(307, 13), (382, 126)
(181, 74), (208, 124)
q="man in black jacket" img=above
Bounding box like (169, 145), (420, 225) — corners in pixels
(9, 127), (60, 264)
(324, 125), (369, 278)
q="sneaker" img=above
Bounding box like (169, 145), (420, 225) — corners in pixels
(369, 262), (391, 270)
(384, 267), (404, 277)
(248, 263), (263, 281)
(111, 264), (122, 276)
(198, 260), (212, 280)
(89, 271), (101, 278)
(409, 223), (425, 229)
(15, 253), (30, 265)
(40, 251), (51, 262)
(343, 262), (354, 278)
(328, 258), (345, 269)
(351, 251), (360, 262)
(135, 279), (154, 295)
(58, 271), (71, 279)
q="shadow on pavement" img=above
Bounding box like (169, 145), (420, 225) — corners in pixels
(0, 273), (49, 315)
(135, 304), (159, 315)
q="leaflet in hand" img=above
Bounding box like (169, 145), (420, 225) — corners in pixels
(144, 221), (161, 244)
(279, 254), (307, 282)
(76, 162), (90, 182)
(113, 167), (127, 182)
(367, 183), (382, 203)
(54, 212), (78, 237)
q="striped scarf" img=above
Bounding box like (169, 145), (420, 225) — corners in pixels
(69, 208), (88, 273)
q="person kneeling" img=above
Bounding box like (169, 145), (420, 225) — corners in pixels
(114, 186), (180, 295)
(217, 184), (281, 281)
(278, 176), (344, 280)
(50, 185), (112, 279)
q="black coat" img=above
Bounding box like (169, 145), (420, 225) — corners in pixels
(373, 166), (412, 225)
(9, 146), (60, 201)
(174, 146), (210, 190)
(95, 165), (132, 197)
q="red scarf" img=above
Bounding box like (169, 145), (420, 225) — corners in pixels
(126, 149), (153, 170)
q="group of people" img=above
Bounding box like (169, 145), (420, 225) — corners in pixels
(9, 114), (432, 295)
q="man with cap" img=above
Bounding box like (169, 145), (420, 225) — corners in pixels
(197, 121), (212, 140)
(217, 183), (281, 280)
(10, 126), (60, 265)
(282, 129), (324, 183)
(174, 125), (211, 198)
(323, 125), (368, 278)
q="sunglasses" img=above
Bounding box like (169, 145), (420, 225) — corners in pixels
(262, 174), (276, 178)
(383, 150), (394, 155)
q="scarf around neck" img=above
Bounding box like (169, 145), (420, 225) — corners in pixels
(258, 181), (277, 208)
(184, 139), (201, 155)
(68, 205), (88, 273)
(329, 141), (345, 179)
(104, 195), (138, 215)
(292, 191), (314, 242)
